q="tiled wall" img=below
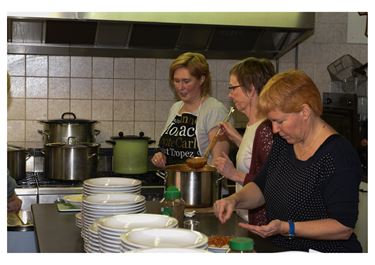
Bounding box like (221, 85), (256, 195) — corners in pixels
(7, 12), (367, 148)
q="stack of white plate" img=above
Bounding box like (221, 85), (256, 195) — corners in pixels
(84, 221), (100, 253)
(130, 248), (210, 253)
(83, 177), (142, 196)
(75, 212), (82, 229)
(81, 193), (146, 244)
(120, 228), (208, 252)
(97, 214), (179, 253)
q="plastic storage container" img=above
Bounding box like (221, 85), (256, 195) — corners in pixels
(160, 186), (185, 227)
(228, 237), (255, 253)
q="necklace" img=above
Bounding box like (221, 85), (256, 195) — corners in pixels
(179, 96), (205, 114)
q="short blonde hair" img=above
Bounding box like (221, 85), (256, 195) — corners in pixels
(169, 52), (211, 96)
(258, 70), (323, 116)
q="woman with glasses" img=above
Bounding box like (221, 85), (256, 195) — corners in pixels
(151, 52), (230, 168)
(213, 57), (275, 224)
(214, 70), (362, 252)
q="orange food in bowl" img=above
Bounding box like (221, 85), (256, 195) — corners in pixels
(208, 235), (233, 248)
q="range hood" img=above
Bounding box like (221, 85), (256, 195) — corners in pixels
(7, 12), (315, 60)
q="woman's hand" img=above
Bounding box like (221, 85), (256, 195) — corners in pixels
(151, 152), (167, 168)
(8, 193), (22, 213)
(219, 122), (242, 147)
(238, 219), (287, 238)
(213, 196), (237, 224)
(213, 152), (239, 182)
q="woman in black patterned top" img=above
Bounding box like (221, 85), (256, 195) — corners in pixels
(213, 70), (362, 252)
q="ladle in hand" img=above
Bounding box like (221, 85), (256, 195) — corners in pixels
(186, 107), (235, 169)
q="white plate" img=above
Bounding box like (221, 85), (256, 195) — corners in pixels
(84, 177), (142, 188)
(121, 228), (208, 249)
(97, 214), (178, 232)
(83, 193), (145, 206)
(130, 248), (210, 253)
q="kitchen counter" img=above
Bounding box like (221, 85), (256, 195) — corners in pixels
(31, 202), (284, 253)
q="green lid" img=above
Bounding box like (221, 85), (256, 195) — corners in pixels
(229, 237), (254, 251)
(164, 186), (181, 200)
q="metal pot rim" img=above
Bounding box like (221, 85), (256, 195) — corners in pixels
(166, 163), (216, 172)
(45, 142), (100, 149)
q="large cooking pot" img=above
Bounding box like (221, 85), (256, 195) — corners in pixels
(107, 132), (155, 174)
(43, 137), (100, 181)
(7, 145), (31, 180)
(38, 112), (100, 143)
(165, 164), (222, 208)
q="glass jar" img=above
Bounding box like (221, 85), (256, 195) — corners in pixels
(160, 186), (185, 227)
(228, 237), (255, 253)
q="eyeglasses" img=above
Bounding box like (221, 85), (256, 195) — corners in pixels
(228, 85), (241, 90)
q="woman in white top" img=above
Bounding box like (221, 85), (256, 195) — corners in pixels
(213, 57), (275, 223)
(151, 52), (230, 168)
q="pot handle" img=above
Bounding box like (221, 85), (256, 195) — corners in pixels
(37, 129), (50, 141)
(106, 140), (116, 145)
(94, 129), (101, 136)
(61, 112), (76, 120)
(88, 153), (97, 159)
(216, 175), (225, 184)
(148, 140), (156, 145)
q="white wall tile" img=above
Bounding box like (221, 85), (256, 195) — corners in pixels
(71, 100), (92, 119)
(7, 120), (25, 141)
(93, 57), (113, 78)
(26, 120), (45, 143)
(26, 77), (47, 98)
(114, 100), (134, 121)
(155, 80), (175, 100)
(114, 79), (134, 100)
(92, 78), (113, 99)
(92, 100), (113, 120)
(114, 58), (134, 78)
(8, 55), (25, 76)
(9, 76), (25, 98)
(8, 98), (25, 119)
(134, 100), (155, 121)
(26, 55), (47, 76)
(134, 121), (155, 142)
(47, 99), (70, 119)
(71, 78), (92, 99)
(95, 121), (113, 145)
(49, 78), (70, 98)
(156, 59), (172, 79)
(71, 57), (92, 78)
(26, 99), (47, 120)
(113, 121), (135, 137)
(49, 56), (70, 77)
(135, 58), (155, 79)
(155, 100), (174, 121)
(135, 79), (155, 100)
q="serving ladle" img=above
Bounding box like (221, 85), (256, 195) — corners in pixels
(186, 107), (235, 169)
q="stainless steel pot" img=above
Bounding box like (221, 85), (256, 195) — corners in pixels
(43, 138), (100, 181)
(165, 164), (222, 208)
(38, 112), (100, 143)
(107, 131), (155, 174)
(7, 145), (31, 180)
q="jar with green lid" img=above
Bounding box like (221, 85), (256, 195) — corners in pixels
(160, 186), (185, 227)
(228, 237), (255, 253)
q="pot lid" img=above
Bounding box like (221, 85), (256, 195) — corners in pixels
(111, 131), (150, 140)
(39, 112), (97, 124)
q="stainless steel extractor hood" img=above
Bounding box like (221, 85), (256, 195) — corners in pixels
(7, 12), (315, 60)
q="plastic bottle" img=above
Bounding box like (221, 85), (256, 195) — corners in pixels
(160, 186), (185, 227)
(228, 237), (255, 253)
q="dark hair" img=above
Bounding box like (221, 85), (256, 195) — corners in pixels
(258, 70), (323, 116)
(169, 52), (211, 96)
(230, 57), (275, 95)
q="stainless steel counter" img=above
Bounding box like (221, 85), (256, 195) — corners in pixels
(31, 202), (284, 253)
